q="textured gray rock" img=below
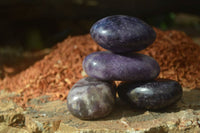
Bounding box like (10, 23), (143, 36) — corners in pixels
(0, 88), (200, 133)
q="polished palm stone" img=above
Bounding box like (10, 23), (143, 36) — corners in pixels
(67, 77), (116, 120)
(90, 15), (156, 53)
(83, 51), (160, 81)
(117, 79), (183, 110)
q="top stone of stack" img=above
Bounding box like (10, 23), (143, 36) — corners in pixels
(90, 15), (156, 53)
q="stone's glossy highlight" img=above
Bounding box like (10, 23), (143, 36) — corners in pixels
(83, 51), (160, 81)
(90, 15), (156, 53)
(117, 79), (183, 110)
(67, 77), (116, 120)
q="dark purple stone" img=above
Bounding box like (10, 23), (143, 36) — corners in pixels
(117, 79), (183, 110)
(90, 15), (156, 53)
(67, 77), (116, 120)
(83, 51), (160, 81)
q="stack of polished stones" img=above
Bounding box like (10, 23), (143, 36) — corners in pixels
(67, 15), (182, 120)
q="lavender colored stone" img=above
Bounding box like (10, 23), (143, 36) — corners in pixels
(117, 79), (183, 110)
(83, 51), (160, 81)
(90, 15), (156, 53)
(67, 77), (116, 120)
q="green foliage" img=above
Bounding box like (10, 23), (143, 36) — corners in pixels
(26, 30), (44, 50)
(146, 12), (176, 30)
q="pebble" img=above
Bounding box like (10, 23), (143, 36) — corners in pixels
(83, 51), (160, 81)
(117, 79), (183, 110)
(67, 77), (116, 120)
(90, 15), (156, 53)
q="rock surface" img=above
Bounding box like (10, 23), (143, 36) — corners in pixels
(0, 88), (200, 132)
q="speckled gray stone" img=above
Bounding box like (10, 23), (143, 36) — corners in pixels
(67, 77), (116, 120)
(83, 51), (160, 81)
(90, 15), (156, 53)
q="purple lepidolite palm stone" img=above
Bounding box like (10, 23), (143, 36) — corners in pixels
(83, 51), (160, 81)
(67, 77), (116, 120)
(90, 15), (156, 53)
(117, 79), (183, 110)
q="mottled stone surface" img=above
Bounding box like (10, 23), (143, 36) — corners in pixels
(90, 15), (156, 53)
(83, 51), (160, 81)
(0, 88), (200, 133)
(67, 77), (116, 120)
(117, 79), (183, 110)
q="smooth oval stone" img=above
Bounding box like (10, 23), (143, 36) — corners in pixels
(117, 79), (183, 110)
(90, 15), (156, 53)
(67, 77), (116, 120)
(83, 51), (160, 81)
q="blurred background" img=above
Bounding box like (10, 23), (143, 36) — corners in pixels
(0, 0), (200, 78)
